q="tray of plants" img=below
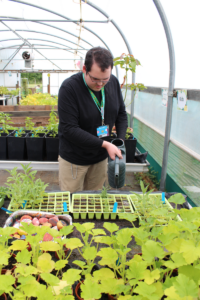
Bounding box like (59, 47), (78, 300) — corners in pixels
(129, 182), (182, 226)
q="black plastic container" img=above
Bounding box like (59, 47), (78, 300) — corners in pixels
(45, 133), (59, 161)
(0, 133), (7, 160)
(26, 133), (45, 161)
(7, 133), (26, 160)
(125, 133), (137, 163)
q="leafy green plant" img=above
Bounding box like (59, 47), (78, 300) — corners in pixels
(0, 112), (14, 134)
(46, 108), (58, 138)
(6, 163), (48, 210)
(30, 126), (46, 137)
(0, 186), (9, 202)
(14, 127), (26, 137)
(25, 117), (35, 131)
(114, 53), (146, 107)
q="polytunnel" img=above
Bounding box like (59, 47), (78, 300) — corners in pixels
(1, 1), (200, 298)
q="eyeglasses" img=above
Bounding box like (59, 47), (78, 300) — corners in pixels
(88, 72), (110, 84)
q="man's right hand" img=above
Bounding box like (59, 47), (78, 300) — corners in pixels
(102, 141), (122, 160)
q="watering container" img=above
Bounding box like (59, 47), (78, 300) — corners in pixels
(108, 139), (126, 188)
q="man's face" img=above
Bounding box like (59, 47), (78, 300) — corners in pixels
(83, 62), (111, 91)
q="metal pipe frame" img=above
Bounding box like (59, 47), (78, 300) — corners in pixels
(7, 1), (118, 77)
(0, 17), (109, 23)
(3, 43), (25, 70)
(153, 0), (175, 191)
(0, 29), (89, 50)
(0, 38), (87, 56)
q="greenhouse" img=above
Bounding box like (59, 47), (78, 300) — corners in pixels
(0, 0), (200, 299)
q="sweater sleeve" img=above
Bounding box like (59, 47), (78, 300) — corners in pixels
(115, 80), (128, 140)
(58, 84), (103, 150)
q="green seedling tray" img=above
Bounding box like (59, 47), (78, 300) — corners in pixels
(71, 193), (134, 220)
(129, 193), (182, 225)
(7, 192), (70, 214)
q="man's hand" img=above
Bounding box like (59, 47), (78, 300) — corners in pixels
(102, 141), (122, 160)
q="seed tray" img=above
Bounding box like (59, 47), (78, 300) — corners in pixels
(129, 193), (182, 225)
(7, 192), (70, 214)
(71, 194), (134, 220)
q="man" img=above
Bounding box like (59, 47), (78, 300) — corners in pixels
(58, 47), (127, 193)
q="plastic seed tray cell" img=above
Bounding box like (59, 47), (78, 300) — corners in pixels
(71, 194), (102, 220)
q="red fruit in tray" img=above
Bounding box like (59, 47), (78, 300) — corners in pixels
(49, 217), (58, 227)
(20, 215), (32, 222)
(32, 218), (40, 226)
(43, 233), (53, 241)
(39, 218), (48, 225)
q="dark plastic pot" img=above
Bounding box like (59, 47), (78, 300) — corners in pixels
(45, 133), (59, 161)
(0, 133), (7, 160)
(7, 133), (26, 160)
(125, 133), (137, 163)
(26, 133), (45, 161)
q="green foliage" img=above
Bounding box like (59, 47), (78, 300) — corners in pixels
(46, 107), (59, 137)
(20, 93), (58, 105)
(6, 163), (48, 210)
(25, 117), (35, 131)
(0, 112), (14, 134)
(0, 186), (9, 202)
(21, 72), (42, 84)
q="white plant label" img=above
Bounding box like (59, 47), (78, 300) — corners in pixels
(162, 89), (168, 107)
(177, 90), (188, 111)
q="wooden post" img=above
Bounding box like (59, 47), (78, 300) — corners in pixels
(47, 73), (50, 94)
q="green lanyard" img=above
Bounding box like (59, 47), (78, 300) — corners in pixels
(82, 73), (105, 125)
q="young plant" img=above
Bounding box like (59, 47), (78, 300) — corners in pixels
(46, 107), (58, 138)
(14, 127), (26, 137)
(0, 112), (14, 134)
(25, 117), (35, 131)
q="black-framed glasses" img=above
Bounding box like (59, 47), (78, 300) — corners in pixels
(88, 72), (110, 84)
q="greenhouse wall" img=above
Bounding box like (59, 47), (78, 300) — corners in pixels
(127, 89), (200, 207)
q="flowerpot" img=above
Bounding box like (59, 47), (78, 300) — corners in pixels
(7, 134), (26, 160)
(26, 133), (45, 161)
(0, 293), (7, 300)
(0, 133), (7, 160)
(45, 134), (59, 161)
(125, 136), (137, 163)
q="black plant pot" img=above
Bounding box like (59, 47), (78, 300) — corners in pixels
(125, 133), (137, 163)
(45, 134), (59, 161)
(26, 133), (45, 161)
(7, 133), (26, 160)
(0, 133), (8, 160)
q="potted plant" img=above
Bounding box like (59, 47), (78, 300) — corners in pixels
(45, 108), (59, 161)
(26, 126), (46, 161)
(0, 112), (15, 160)
(113, 54), (146, 163)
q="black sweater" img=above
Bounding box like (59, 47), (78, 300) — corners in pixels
(58, 72), (127, 165)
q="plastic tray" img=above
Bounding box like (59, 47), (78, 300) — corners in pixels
(7, 192), (70, 215)
(129, 193), (182, 225)
(71, 193), (134, 220)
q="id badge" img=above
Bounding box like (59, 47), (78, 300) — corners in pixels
(97, 125), (109, 138)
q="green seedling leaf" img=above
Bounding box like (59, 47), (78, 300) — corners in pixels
(52, 280), (71, 296)
(149, 227), (163, 239)
(116, 228), (133, 246)
(126, 260), (147, 280)
(17, 282), (40, 298)
(134, 281), (156, 298)
(162, 277), (176, 290)
(62, 269), (81, 285)
(168, 193), (185, 205)
(59, 225), (73, 236)
(103, 222), (119, 233)
(142, 240), (165, 262)
(55, 260), (68, 271)
(16, 249), (31, 264)
(91, 229), (106, 236)
(165, 238), (184, 253)
(93, 268), (115, 281)
(82, 246), (97, 261)
(118, 213), (138, 224)
(9, 239), (28, 251)
(74, 222), (94, 233)
(81, 278), (102, 300)
(37, 253), (55, 273)
(0, 227), (16, 237)
(132, 227), (150, 246)
(0, 275), (15, 293)
(64, 238), (83, 250)
(37, 286), (56, 300)
(0, 250), (10, 265)
(97, 248), (118, 266)
(118, 296), (133, 300)
(179, 265), (200, 285)
(18, 275), (36, 285)
(14, 264), (39, 277)
(143, 269), (160, 285)
(93, 236), (113, 246)
(158, 232), (178, 246)
(163, 252), (187, 269)
(41, 273), (60, 286)
(72, 260), (86, 268)
(180, 240), (200, 264)
(116, 248), (131, 257)
(173, 274), (198, 298)
(40, 241), (61, 252)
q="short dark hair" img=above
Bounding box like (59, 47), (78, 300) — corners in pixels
(84, 47), (113, 73)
